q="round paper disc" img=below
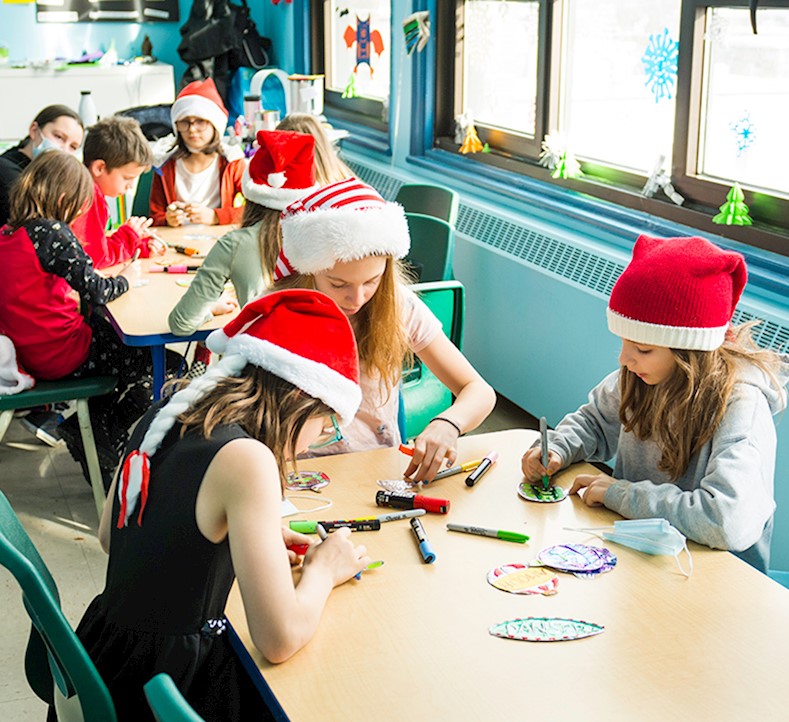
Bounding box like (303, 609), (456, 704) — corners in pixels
(286, 470), (330, 491)
(518, 481), (567, 503)
(487, 563), (559, 596)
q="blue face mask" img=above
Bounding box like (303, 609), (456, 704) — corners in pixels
(566, 518), (693, 577)
(32, 133), (61, 158)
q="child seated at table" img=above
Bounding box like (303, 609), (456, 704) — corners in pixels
(150, 78), (245, 228)
(71, 116), (165, 270)
(0, 151), (155, 489)
(69, 290), (369, 721)
(273, 178), (496, 482)
(521, 234), (789, 572)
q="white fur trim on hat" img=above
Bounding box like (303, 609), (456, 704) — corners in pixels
(281, 203), (410, 275)
(606, 308), (728, 351)
(0, 335), (35, 396)
(241, 165), (319, 211)
(171, 95), (228, 138)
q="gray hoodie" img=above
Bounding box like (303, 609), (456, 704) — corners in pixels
(547, 358), (789, 572)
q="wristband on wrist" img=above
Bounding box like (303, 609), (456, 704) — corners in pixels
(431, 416), (462, 435)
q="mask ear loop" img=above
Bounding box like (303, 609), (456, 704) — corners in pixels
(285, 495), (333, 515)
(675, 540), (693, 578)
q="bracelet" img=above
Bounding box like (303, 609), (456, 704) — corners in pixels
(431, 416), (462, 435)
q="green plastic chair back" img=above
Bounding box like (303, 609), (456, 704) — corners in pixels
(132, 169), (154, 218)
(144, 673), (205, 722)
(401, 281), (465, 440)
(0, 490), (116, 722)
(404, 213), (455, 283)
(395, 183), (459, 226)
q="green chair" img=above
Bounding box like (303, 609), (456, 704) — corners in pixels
(144, 673), (205, 722)
(0, 489), (117, 722)
(404, 213), (455, 283)
(0, 376), (117, 520)
(395, 183), (459, 226)
(401, 280), (465, 440)
(131, 169), (154, 217)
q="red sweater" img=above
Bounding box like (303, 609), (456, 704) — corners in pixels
(149, 155), (245, 226)
(0, 220), (128, 379)
(71, 182), (150, 270)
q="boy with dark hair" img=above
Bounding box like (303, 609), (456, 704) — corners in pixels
(72, 116), (165, 269)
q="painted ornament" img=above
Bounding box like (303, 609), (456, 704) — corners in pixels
(518, 481), (567, 503)
(487, 563), (559, 596)
(286, 470), (330, 492)
(489, 617), (604, 642)
(460, 122), (484, 154)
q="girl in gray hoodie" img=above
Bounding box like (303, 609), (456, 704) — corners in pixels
(522, 234), (788, 572)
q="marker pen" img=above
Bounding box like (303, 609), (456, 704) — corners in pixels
(375, 490), (450, 514)
(316, 523), (328, 541)
(289, 519), (381, 533)
(376, 509), (426, 523)
(540, 416), (550, 491)
(355, 560), (384, 580)
(286, 543), (310, 556)
(410, 517), (436, 564)
(465, 450), (499, 487)
(398, 444), (414, 456)
(446, 523), (529, 544)
(169, 244), (201, 256)
(149, 264), (201, 274)
(432, 459), (483, 481)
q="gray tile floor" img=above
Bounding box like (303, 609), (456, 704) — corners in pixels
(0, 394), (536, 717)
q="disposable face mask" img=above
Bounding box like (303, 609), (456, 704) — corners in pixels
(565, 518), (693, 577)
(32, 133), (61, 158)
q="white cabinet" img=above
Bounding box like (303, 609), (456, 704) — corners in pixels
(0, 63), (175, 139)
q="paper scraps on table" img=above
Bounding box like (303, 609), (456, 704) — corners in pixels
(537, 543), (616, 578)
(518, 481), (567, 503)
(377, 478), (418, 493)
(489, 617), (604, 642)
(487, 563), (559, 596)
(286, 470), (330, 493)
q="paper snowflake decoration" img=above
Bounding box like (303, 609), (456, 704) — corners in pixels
(730, 113), (756, 156)
(642, 28), (679, 103)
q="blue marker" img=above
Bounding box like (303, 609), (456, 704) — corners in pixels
(410, 517), (436, 564)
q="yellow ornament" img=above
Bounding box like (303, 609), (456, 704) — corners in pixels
(459, 122), (484, 154)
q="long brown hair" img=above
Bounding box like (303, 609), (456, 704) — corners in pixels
(175, 366), (332, 491)
(619, 322), (784, 480)
(276, 113), (353, 184)
(172, 126), (222, 159)
(241, 202), (282, 283)
(275, 257), (413, 399)
(7, 151), (93, 229)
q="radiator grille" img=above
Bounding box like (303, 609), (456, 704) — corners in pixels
(346, 159), (789, 354)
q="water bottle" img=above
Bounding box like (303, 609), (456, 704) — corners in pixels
(79, 90), (98, 127)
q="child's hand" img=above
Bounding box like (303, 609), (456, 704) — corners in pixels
(166, 202), (187, 227)
(126, 216), (153, 236)
(303, 526), (369, 586)
(569, 473), (616, 507)
(210, 293), (238, 316)
(185, 203), (217, 225)
(282, 526), (313, 567)
(404, 420), (460, 482)
(521, 447), (562, 482)
(144, 232), (166, 255)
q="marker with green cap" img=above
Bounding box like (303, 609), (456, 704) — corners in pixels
(446, 523), (529, 544)
(290, 519), (381, 533)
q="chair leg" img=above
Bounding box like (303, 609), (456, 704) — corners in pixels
(75, 400), (106, 521)
(0, 410), (13, 444)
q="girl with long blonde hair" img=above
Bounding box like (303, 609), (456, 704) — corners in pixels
(273, 177), (496, 482)
(521, 234), (788, 572)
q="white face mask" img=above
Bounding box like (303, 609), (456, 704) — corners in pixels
(32, 132), (61, 158)
(566, 518), (693, 577)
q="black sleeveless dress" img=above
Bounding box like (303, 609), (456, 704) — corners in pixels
(65, 405), (276, 721)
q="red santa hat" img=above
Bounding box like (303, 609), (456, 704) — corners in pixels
(274, 177), (410, 280)
(607, 234), (747, 351)
(171, 78), (229, 138)
(0, 335), (35, 396)
(117, 290), (361, 528)
(241, 130), (319, 210)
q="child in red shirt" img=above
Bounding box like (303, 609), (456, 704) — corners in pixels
(72, 116), (165, 269)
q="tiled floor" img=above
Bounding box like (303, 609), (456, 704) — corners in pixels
(0, 394), (536, 718)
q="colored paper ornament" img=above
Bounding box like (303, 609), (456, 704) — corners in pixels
(344, 15), (385, 77)
(487, 564), (559, 596)
(539, 132), (566, 172)
(552, 150), (583, 180)
(518, 481), (567, 503)
(642, 27), (679, 103)
(482, 143), (491, 153)
(402, 11), (431, 55)
(286, 470), (331, 492)
(642, 155), (684, 205)
(342, 72), (359, 99)
(537, 544), (610, 573)
(460, 122), (484, 154)
(712, 182), (753, 226)
(571, 547), (617, 579)
(489, 617), (604, 642)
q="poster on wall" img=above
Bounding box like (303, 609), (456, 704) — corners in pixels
(36, 0), (179, 23)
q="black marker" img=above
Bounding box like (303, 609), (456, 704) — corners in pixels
(465, 450), (499, 487)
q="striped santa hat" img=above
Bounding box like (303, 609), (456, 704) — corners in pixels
(274, 177), (410, 280)
(117, 290), (361, 528)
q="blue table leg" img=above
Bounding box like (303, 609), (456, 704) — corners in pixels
(151, 345), (166, 400)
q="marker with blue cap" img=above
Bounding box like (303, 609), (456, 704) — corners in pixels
(410, 517), (436, 564)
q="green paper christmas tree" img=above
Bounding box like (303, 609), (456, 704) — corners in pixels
(551, 150), (583, 180)
(712, 182), (753, 226)
(342, 72), (359, 99)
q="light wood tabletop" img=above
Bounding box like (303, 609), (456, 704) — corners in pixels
(226, 429), (789, 722)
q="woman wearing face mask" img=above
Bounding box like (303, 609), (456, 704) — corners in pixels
(0, 104), (84, 227)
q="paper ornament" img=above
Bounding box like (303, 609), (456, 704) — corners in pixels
(712, 182), (753, 226)
(489, 617), (604, 642)
(642, 155), (684, 205)
(344, 15), (385, 77)
(552, 150), (583, 180)
(487, 564), (559, 596)
(518, 481), (567, 503)
(403, 11), (431, 55)
(537, 544), (610, 573)
(460, 122), (484, 154)
(286, 470), (330, 492)
(342, 72), (359, 99)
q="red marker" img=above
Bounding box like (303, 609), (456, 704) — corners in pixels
(286, 543), (310, 556)
(398, 444), (414, 456)
(375, 490), (450, 514)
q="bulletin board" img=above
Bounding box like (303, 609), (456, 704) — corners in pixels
(36, 0), (179, 23)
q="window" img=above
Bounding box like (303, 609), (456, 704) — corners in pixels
(434, 1), (789, 255)
(311, 0), (392, 133)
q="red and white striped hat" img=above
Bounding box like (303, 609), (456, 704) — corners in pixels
(274, 177), (410, 280)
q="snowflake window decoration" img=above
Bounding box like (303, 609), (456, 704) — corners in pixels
(642, 28), (679, 103)
(730, 113), (756, 157)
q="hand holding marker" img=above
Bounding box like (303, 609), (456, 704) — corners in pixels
(540, 416), (551, 491)
(316, 522), (383, 581)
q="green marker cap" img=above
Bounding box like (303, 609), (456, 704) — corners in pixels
(497, 530), (529, 544)
(289, 520), (318, 534)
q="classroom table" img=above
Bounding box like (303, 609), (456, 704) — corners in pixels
(225, 429), (789, 722)
(102, 224), (238, 398)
